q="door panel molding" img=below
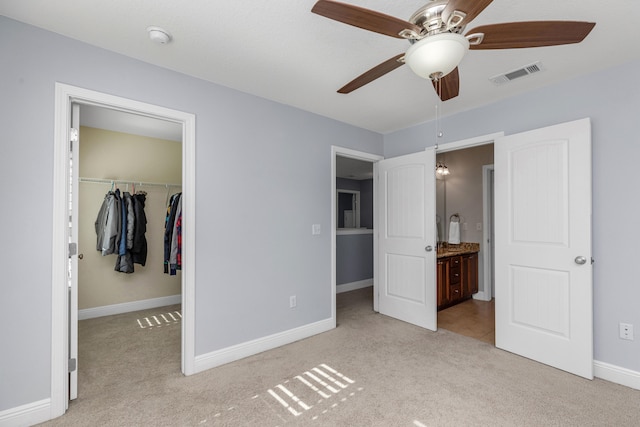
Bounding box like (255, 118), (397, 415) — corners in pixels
(495, 117), (593, 379)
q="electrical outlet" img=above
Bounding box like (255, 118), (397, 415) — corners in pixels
(290, 295), (297, 309)
(476, 222), (482, 231)
(312, 224), (321, 235)
(619, 323), (634, 340)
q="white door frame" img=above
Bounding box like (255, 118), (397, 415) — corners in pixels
(478, 164), (495, 301)
(51, 83), (197, 418)
(331, 146), (383, 319)
(435, 132), (503, 303)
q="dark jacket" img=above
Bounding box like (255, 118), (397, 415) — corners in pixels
(132, 193), (148, 266)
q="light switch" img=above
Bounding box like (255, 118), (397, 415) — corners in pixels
(312, 224), (321, 235)
(476, 223), (482, 231)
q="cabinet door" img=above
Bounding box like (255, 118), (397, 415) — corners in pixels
(462, 253), (479, 297)
(436, 259), (447, 308)
(449, 256), (462, 302)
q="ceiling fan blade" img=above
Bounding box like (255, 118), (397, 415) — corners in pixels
(338, 54), (405, 94)
(312, 0), (422, 39)
(467, 21), (596, 49)
(432, 67), (460, 101)
(441, 0), (493, 28)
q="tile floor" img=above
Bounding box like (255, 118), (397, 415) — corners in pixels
(437, 298), (495, 344)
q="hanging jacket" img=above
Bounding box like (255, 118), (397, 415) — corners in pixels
(115, 252), (134, 274)
(118, 191), (128, 256)
(115, 192), (136, 273)
(95, 190), (121, 256)
(124, 192), (135, 251)
(132, 193), (148, 266)
(164, 193), (181, 274)
(169, 196), (182, 275)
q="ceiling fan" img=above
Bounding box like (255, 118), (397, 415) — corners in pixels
(312, 0), (595, 101)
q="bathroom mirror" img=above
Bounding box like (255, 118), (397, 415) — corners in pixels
(336, 189), (360, 228)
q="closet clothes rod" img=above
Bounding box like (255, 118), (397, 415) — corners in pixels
(79, 177), (181, 188)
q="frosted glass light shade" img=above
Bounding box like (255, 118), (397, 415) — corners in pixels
(405, 33), (469, 80)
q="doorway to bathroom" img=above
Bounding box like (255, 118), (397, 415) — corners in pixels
(436, 139), (496, 344)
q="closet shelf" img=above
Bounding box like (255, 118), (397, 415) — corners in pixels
(79, 177), (181, 188)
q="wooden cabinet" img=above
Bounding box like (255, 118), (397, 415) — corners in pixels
(461, 253), (478, 298)
(437, 252), (478, 310)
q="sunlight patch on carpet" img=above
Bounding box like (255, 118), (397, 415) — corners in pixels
(197, 363), (362, 425)
(267, 363), (359, 422)
(136, 310), (181, 329)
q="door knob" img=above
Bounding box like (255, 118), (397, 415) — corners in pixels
(425, 245), (433, 252)
(78, 253), (84, 260)
(574, 256), (586, 265)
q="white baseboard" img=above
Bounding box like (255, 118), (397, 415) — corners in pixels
(472, 291), (492, 301)
(336, 279), (372, 294)
(195, 318), (335, 374)
(594, 360), (640, 391)
(78, 294), (181, 320)
(0, 398), (50, 427)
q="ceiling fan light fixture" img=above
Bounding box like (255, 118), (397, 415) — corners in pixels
(404, 33), (469, 80)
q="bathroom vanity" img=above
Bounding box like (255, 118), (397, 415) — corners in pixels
(437, 243), (479, 310)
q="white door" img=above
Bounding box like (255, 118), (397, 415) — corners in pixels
(495, 118), (593, 379)
(68, 103), (80, 400)
(378, 148), (437, 330)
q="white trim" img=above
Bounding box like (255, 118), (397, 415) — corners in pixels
(0, 399), (50, 427)
(78, 295), (182, 320)
(475, 164), (494, 302)
(52, 83), (197, 421)
(336, 280), (373, 294)
(594, 360), (640, 391)
(436, 132), (504, 153)
(336, 229), (373, 235)
(194, 318), (335, 373)
(331, 146), (383, 319)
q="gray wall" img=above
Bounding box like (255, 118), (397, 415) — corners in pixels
(436, 145), (494, 244)
(336, 234), (374, 285)
(0, 16), (383, 411)
(335, 178), (374, 286)
(384, 58), (640, 373)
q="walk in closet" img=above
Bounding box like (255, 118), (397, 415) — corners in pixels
(78, 125), (182, 313)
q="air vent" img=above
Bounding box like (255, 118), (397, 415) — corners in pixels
(489, 61), (545, 85)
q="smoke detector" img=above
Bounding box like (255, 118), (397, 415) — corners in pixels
(147, 26), (172, 45)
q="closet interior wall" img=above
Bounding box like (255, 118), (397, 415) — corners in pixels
(78, 126), (182, 311)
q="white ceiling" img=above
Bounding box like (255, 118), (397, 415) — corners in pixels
(2, 0), (639, 134)
(81, 104), (183, 142)
(336, 156), (373, 180)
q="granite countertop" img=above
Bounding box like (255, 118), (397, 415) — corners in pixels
(437, 242), (480, 258)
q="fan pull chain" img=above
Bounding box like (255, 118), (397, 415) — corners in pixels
(434, 77), (443, 139)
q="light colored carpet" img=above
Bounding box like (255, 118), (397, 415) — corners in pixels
(40, 287), (640, 426)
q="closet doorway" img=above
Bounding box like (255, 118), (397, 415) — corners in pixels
(76, 104), (183, 394)
(52, 83), (196, 417)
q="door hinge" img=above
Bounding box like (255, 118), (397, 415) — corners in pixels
(69, 242), (77, 257)
(68, 358), (77, 373)
(70, 128), (79, 143)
